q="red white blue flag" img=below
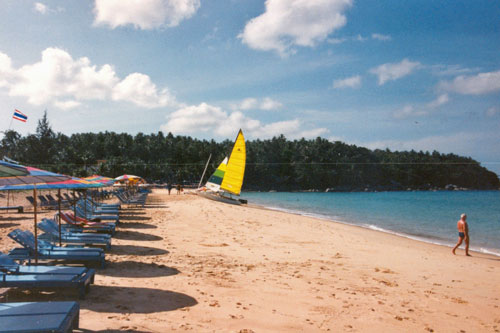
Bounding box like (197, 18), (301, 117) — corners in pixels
(12, 109), (28, 122)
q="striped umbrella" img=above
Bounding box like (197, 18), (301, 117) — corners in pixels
(0, 161), (75, 262)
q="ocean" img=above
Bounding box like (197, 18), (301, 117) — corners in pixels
(242, 191), (500, 256)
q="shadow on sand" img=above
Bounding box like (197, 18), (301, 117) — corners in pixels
(0, 222), (21, 228)
(113, 230), (162, 242)
(2, 286), (197, 314)
(117, 222), (157, 230)
(119, 215), (152, 222)
(110, 245), (169, 256)
(84, 285), (197, 313)
(99, 260), (180, 278)
(73, 328), (151, 333)
(0, 215), (33, 222)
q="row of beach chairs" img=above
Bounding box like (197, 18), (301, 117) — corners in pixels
(1, 189), (148, 213)
(1, 189), (149, 332)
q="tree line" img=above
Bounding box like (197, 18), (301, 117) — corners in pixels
(1, 113), (499, 191)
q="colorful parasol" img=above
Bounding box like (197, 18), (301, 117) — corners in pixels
(114, 174), (145, 184)
(0, 160), (69, 186)
(84, 175), (115, 186)
(0, 160), (74, 262)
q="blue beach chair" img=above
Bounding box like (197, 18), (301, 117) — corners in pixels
(75, 206), (120, 224)
(0, 254), (94, 299)
(78, 199), (120, 215)
(0, 301), (80, 332)
(1, 252), (94, 278)
(38, 219), (112, 250)
(7, 229), (106, 268)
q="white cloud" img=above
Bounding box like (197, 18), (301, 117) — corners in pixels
(33, 2), (63, 14)
(327, 37), (346, 45)
(439, 70), (500, 95)
(161, 102), (326, 139)
(370, 58), (421, 85)
(486, 107), (500, 117)
(260, 97), (283, 110)
(238, 98), (258, 110)
(332, 75), (361, 89)
(371, 33), (391, 41)
(426, 94), (449, 108)
(355, 34), (367, 42)
(234, 97), (283, 111)
(0, 47), (176, 109)
(358, 131), (500, 161)
(34, 2), (48, 14)
(393, 94), (449, 119)
(392, 105), (428, 119)
(328, 33), (390, 45)
(112, 73), (176, 108)
(239, 0), (352, 56)
(161, 103), (230, 134)
(53, 100), (81, 110)
(0, 52), (13, 88)
(93, 0), (200, 30)
(431, 64), (476, 77)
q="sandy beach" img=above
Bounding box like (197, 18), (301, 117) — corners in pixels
(1, 189), (499, 332)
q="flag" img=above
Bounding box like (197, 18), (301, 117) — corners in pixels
(12, 109), (28, 122)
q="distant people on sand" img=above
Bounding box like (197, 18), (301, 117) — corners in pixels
(452, 213), (470, 256)
(167, 183), (172, 195)
(176, 184), (182, 195)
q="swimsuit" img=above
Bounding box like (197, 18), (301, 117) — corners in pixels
(458, 232), (465, 238)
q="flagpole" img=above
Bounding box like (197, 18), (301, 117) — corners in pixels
(7, 116), (14, 132)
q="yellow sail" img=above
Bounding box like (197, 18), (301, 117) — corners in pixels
(220, 130), (246, 195)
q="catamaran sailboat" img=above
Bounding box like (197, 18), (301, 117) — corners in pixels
(198, 130), (247, 205)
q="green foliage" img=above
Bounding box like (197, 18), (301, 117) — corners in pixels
(1, 115), (499, 191)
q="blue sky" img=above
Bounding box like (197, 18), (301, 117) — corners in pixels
(1, 0), (499, 174)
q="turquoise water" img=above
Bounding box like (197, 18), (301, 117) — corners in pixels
(242, 191), (500, 256)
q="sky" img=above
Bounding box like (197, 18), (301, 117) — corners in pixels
(0, 0), (499, 174)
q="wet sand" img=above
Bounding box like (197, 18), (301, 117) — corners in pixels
(1, 189), (499, 332)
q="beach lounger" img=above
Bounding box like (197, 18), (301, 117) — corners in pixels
(75, 206), (119, 224)
(0, 255), (94, 299)
(8, 229), (106, 268)
(58, 212), (116, 234)
(0, 254), (95, 298)
(114, 190), (147, 206)
(46, 194), (70, 207)
(38, 219), (111, 250)
(78, 199), (120, 214)
(0, 206), (23, 213)
(63, 193), (78, 204)
(0, 301), (80, 332)
(85, 196), (121, 209)
(26, 195), (55, 210)
(1, 252), (94, 278)
(38, 195), (59, 209)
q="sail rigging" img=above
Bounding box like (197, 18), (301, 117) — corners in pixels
(205, 157), (228, 192)
(220, 130), (246, 196)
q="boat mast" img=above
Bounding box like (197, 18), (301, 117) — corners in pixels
(198, 153), (212, 189)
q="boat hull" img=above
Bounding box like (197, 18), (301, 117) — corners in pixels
(197, 191), (245, 205)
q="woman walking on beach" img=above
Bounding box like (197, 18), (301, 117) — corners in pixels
(452, 213), (470, 256)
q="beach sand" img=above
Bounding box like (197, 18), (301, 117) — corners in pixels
(1, 189), (499, 332)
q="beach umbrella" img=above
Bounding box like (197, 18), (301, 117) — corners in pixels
(84, 175), (115, 186)
(0, 161), (73, 262)
(0, 161), (69, 186)
(84, 175), (115, 201)
(1, 176), (106, 247)
(0, 160), (29, 177)
(114, 174), (144, 182)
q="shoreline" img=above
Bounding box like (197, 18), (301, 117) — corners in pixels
(246, 200), (500, 259)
